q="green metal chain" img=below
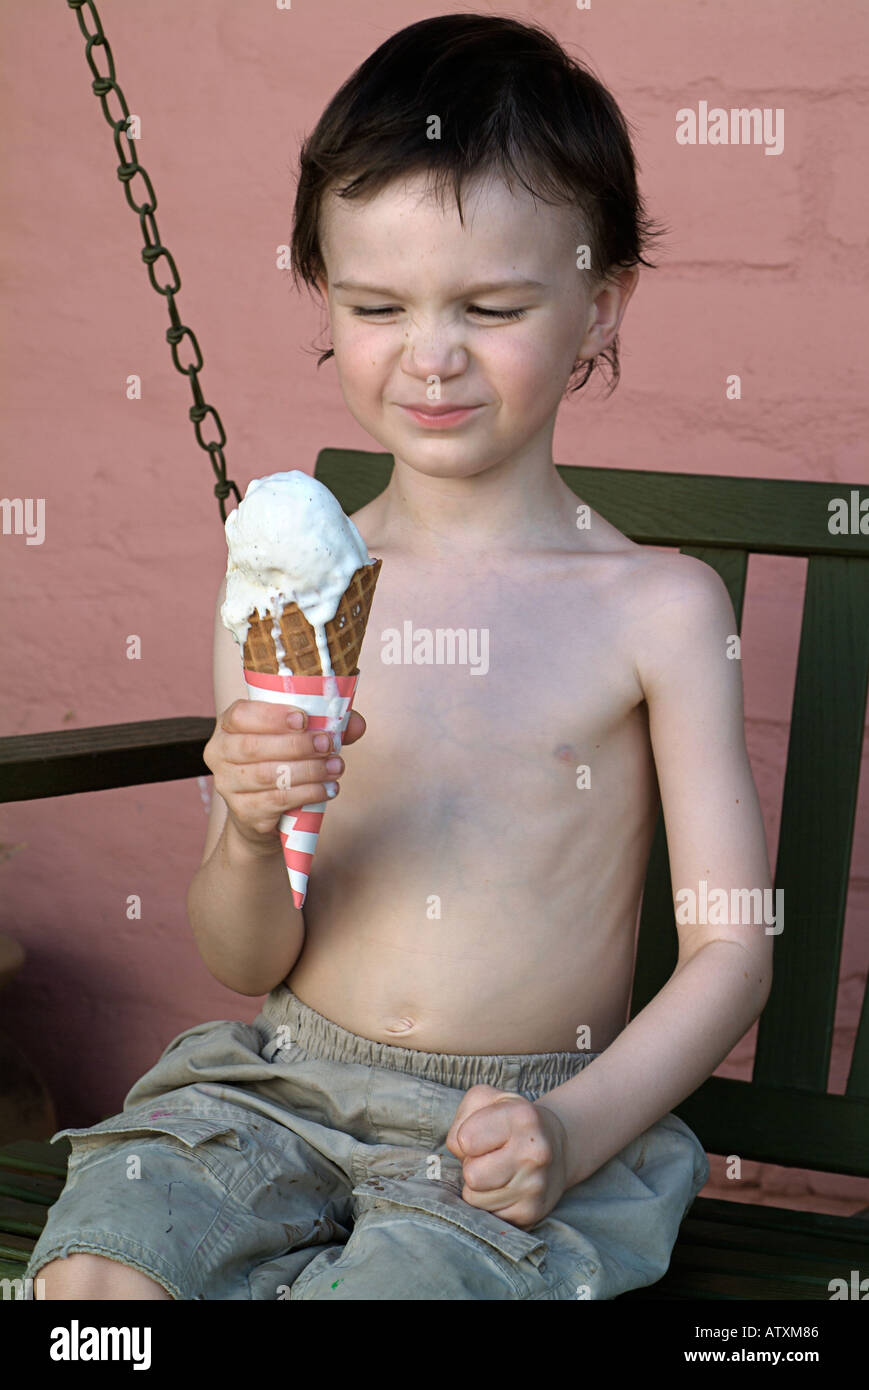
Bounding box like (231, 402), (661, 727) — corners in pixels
(67, 0), (240, 521)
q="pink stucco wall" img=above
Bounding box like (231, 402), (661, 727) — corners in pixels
(1, 1), (866, 1218)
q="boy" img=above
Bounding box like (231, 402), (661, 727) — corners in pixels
(28, 14), (772, 1300)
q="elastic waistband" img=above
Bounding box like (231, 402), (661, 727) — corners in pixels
(260, 985), (600, 1093)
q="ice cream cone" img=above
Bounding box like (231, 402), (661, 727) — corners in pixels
(240, 559), (381, 909)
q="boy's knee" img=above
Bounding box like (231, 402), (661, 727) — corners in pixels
(37, 1251), (173, 1301)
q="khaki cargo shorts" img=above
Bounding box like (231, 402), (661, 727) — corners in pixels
(25, 985), (708, 1300)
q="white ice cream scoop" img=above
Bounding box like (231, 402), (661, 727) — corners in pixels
(220, 470), (372, 676)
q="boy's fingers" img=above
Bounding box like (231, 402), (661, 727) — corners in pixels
(221, 699), (305, 732)
(231, 756), (344, 792)
(212, 702), (364, 770)
(221, 730), (337, 768)
(221, 700), (365, 741)
(234, 782), (341, 837)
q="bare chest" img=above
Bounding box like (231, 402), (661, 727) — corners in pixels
(319, 549), (650, 870)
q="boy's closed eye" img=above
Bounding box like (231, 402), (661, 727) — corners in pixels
(349, 305), (528, 321)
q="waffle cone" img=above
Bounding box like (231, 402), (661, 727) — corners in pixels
(242, 559), (381, 676)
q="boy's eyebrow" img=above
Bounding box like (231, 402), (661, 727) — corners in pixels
(331, 277), (547, 296)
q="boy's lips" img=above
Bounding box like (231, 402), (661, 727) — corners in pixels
(396, 403), (482, 415)
(396, 403), (485, 428)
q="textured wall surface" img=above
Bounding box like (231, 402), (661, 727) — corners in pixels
(0, 0), (866, 1218)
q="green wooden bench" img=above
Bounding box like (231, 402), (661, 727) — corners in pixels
(1, 450), (867, 1300)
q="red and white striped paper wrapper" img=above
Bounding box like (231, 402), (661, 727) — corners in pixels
(243, 669), (359, 910)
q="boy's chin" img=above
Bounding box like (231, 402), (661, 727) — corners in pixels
(386, 449), (508, 483)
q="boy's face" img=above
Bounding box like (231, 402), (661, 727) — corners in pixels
(315, 173), (636, 481)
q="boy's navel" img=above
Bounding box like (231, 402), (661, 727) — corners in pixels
(384, 1017), (417, 1034)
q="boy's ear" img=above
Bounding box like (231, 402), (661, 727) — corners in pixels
(581, 265), (639, 358)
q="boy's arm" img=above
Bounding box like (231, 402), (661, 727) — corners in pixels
(186, 575), (307, 996)
(536, 555), (774, 1188)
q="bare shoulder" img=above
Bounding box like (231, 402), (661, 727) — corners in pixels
(347, 496), (387, 551)
(625, 548), (735, 622)
(622, 550), (740, 695)
(572, 518), (734, 621)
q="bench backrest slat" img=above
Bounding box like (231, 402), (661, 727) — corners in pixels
(755, 555), (869, 1094)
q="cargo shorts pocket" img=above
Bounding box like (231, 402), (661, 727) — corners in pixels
(341, 1175), (554, 1300)
(52, 1102), (244, 1192)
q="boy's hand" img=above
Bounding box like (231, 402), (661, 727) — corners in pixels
(444, 1084), (571, 1230)
(202, 698), (366, 852)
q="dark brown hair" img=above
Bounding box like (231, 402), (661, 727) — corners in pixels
(290, 13), (667, 396)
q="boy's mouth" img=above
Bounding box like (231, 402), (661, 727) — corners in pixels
(397, 404), (484, 427)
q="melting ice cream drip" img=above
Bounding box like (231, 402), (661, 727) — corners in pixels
(270, 612), (290, 676)
(323, 671), (342, 750)
(314, 624), (332, 679)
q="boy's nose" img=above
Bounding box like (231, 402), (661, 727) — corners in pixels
(402, 338), (471, 376)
